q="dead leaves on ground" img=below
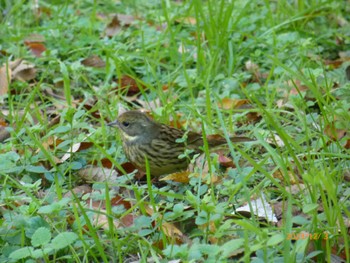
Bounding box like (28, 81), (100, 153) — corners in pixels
(24, 34), (47, 57)
(103, 14), (136, 37)
(1, 6), (349, 261)
(218, 98), (261, 123)
(81, 55), (106, 68)
(0, 59), (37, 96)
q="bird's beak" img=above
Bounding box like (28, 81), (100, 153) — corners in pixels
(107, 120), (119, 127)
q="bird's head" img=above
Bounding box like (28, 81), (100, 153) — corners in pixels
(108, 111), (158, 143)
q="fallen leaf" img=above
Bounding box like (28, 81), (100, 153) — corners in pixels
(78, 166), (119, 183)
(233, 194), (278, 223)
(161, 221), (185, 243)
(218, 98), (250, 110)
(245, 60), (259, 72)
(37, 136), (64, 153)
(160, 169), (220, 184)
(115, 75), (145, 95)
(91, 158), (113, 169)
(111, 195), (132, 209)
(145, 206), (186, 244)
(324, 57), (350, 69)
(160, 171), (193, 183)
(177, 43), (197, 60)
(0, 119), (7, 127)
(218, 154), (235, 168)
(81, 55), (106, 68)
(266, 134), (285, 147)
(273, 169), (299, 185)
(93, 209), (120, 230)
(344, 139), (350, 149)
(324, 116), (347, 141)
(175, 17), (197, 26)
(120, 214), (135, 227)
(24, 42), (46, 57)
(104, 15), (122, 37)
(64, 185), (92, 198)
(0, 64), (11, 95)
(11, 60), (37, 81)
(0, 126), (11, 143)
(60, 134), (94, 162)
(34, 6), (52, 18)
(116, 14), (136, 25)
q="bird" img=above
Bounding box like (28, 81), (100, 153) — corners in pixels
(108, 110), (252, 177)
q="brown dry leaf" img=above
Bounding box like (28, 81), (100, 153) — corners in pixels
(168, 113), (185, 129)
(82, 102), (103, 119)
(91, 158), (113, 169)
(218, 98), (250, 110)
(104, 15), (122, 37)
(41, 115), (61, 136)
(63, 185), (92, 198)
(81, 55), (106, 68)
(324, 118), (347, 141)
(23, 35), (46, 59)
(273, 169), (300, 185)
(0, 126), (11, 143)
(110, 195), (132, 210)
(145, 206), (186, 244)
(245, 111), (261, 123)
(273, 201), (308, 227)
(24, 41), (46, 57)
(89, 158), (139, 178)
(324, 56), (350, 69)
(199, 221), (218, 244)
(0, 119), (7, 127)
(160, 171), (193, 183)
(117, 162), (140, 175)
(218, 154), (235, 168)
(11, 60), (37, 81)
(289, 79), (309, 96)
(161, 222), (185, 242)
(0, 64), (11, 96)
(78, 166), (119, 183)
(286, 184), (307, 195)
(8, 59), (23, 71)
(34, 6), (52, 18)
(117, 14), (136, 25)
(133, 97), (162, 113)
(93, 209), (120, 230)
(116, 75), (145, 96)
(344, 139), (350, 149)
(120, 214), (135, 227)
(160, 169), (220, 184)
(74, 190), (135, 230)
(175, 17), (197, 25)
(37, 136), (64, 153)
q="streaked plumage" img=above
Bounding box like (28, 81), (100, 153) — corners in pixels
(108, 111), (251, 177)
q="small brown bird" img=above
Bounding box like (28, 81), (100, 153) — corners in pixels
(108, 111), (252, 177)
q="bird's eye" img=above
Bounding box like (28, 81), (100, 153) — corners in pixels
(122, 121), (130, 127)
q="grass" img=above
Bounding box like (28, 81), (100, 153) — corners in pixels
(0, 0), (349, 262)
